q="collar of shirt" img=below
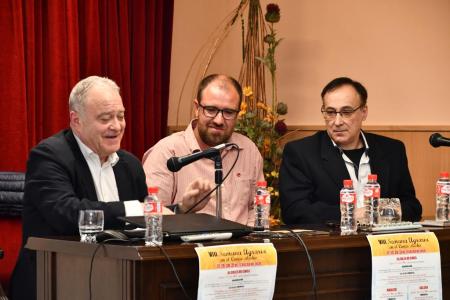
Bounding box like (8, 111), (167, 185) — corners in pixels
(73, 133), (119, 167)
(186, 119), (244, 155)
(331, 131), (371, 208)
(73, 132), (120, 203)
(329, 130), (369, 151)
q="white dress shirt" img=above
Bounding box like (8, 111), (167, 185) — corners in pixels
(74, 134), (143, 216)
(331, 131), (372, 209)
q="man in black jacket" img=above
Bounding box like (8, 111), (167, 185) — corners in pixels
(279, 77), (422, 225)
(10, 76), (212, 300)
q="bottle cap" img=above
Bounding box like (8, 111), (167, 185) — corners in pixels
(257, 181), (267, 187)
(148, 186), (158, 194)
(343, 179), (353, 187)
(368, 174), (377, 181)
(440, 171), (449, 179)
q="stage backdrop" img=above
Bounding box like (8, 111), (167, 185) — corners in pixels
(0, 0), (174, 290)
(0, 0), (174, 172)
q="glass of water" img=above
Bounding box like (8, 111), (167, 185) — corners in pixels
(78, 210), (104, 243)
(378, 198), (402, 224)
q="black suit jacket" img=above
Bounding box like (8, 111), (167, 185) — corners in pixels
(10, 129), (147, 300)
(279, 131), (422, 225)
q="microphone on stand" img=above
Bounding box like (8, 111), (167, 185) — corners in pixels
(429, 133), (450, 148)
(166, 143), (232, 172)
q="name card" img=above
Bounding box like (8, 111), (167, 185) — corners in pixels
(195, 243), (277, 300)
(367, 232), (442, 299)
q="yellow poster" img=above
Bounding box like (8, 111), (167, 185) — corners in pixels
(195, 243), (277, 300)
(367, 232), (442, 300)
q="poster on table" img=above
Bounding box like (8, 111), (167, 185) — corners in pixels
(195, 243), (277, 300)
(367, 232), (442, 300)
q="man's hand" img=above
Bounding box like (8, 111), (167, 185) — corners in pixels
(179, 178), (215, 213)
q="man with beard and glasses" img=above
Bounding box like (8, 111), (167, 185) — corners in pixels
(143, 74), (264, 225)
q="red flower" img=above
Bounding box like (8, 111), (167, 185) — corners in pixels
(274, 120), (287, 136)
(265, 4), (280, 23)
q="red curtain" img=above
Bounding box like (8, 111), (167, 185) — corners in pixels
(0, 0), (173, 289)
(0, 0), (173, 171)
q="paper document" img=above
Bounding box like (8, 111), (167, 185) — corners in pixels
(195, 243), (277, 300)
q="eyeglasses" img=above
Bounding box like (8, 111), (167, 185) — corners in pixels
(321, 104), (364, 120)
(198, 103), (239, 120)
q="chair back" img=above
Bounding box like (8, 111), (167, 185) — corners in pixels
(0, 172), (25, 217)
(0, 171), (25, 297)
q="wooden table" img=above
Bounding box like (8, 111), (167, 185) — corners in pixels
(28, 227), (450, 300)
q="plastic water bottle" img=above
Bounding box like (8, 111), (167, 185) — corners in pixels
(144, 187), (163, 246)
(363, 174), (381, 225)
(436, 171), (450, 221)
(254, 181), (270, 231)
(340, 179), (357, 234)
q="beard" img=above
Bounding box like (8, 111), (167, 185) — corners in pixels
(197, 122), (232, 146)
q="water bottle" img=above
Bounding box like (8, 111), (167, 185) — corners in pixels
(340, 179), (357, 234)
(436, 171), (450, 221)
(363, 174), (381, 225)
(254, 181), (271, 231)
(144, 187), (163, 246)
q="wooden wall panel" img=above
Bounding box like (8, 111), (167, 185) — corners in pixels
(280, 126), (450, 219)
(168, 125), (450, 219)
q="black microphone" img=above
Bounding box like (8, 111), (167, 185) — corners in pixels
(167, 143), (231, 172)
(429, 133), (450, 148)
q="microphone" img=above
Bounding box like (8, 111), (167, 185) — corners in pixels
(167, 143), (232, 172)
(429, 133), (450, 148)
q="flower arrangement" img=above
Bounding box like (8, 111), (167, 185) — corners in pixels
(235, 2), (287, 223)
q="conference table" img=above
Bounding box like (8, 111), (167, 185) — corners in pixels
(28, 226), (450, 300)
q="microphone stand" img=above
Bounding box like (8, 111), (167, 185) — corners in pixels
(213, 154), (223, 218)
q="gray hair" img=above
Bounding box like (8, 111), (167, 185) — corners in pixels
(69, 76), (120, 113)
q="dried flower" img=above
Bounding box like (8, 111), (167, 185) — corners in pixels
(256, 102), (268, 110)
(264, 116), (272, 122)
(274, 120), (287, 135)
(243, 86), (253, 97)
(265, 4), (280, 23)
(276, 102), (288, 115)
(239, 101), (248, 116)
(237, 1), (286, 224)
(264, 34), (276, 44)
(270, 215), (281, 226)
(263, 137), (271, 151)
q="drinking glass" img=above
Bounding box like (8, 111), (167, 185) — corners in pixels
(378, 198), (402, 224)
(78, 210), (104, 243)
